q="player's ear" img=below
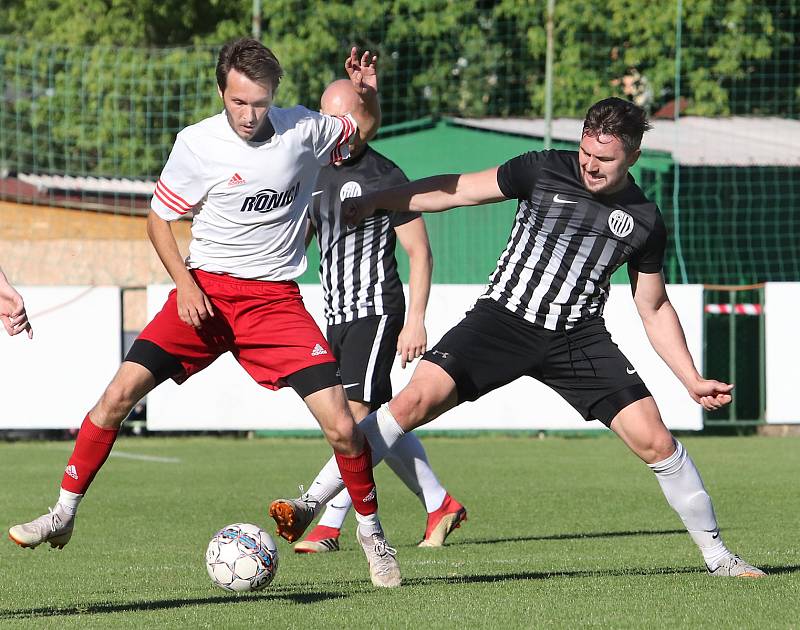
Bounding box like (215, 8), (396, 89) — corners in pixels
(217, 85), (224, 100)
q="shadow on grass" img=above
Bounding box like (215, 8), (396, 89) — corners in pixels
(760, 564), (800, 576)
(448, 528), (687, 546)
(404, 563), (800, 586)
(0, 589), (340, 621)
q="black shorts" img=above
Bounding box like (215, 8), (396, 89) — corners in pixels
(327, 314), (404, 409)
(422, 298), (651, 426)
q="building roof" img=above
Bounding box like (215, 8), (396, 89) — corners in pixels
(18, 173), (155, 195)
(451, 116), (800, 167)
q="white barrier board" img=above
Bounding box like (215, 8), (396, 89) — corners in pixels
(765, 282), (800, 423)
(0, 286), (121, 429)
(146, 283), (703, 431)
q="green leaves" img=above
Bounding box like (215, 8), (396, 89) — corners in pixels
(0, 1), (795, 178)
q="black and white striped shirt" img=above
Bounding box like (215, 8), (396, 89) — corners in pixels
(485, 150), (666, 331)
(309, 146), (420, 325)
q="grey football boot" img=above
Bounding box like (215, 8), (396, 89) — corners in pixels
(268, 495), (319, 543)
(9, 506), (75, 549)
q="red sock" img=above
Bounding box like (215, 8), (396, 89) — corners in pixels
(335, 442), (377, 516)
(61, 415), (119, 494)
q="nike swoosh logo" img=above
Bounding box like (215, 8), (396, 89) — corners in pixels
(553, 194), (578, 204)
(626, 367), (637, 374)
(312, 190), (323, 196)
(343, 383), (360, 389)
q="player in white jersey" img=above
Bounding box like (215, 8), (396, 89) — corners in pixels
(9, 38), (401, 589)
(0, 264), (32, 338)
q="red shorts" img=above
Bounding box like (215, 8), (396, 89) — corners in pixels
(138, 270), (335, 390)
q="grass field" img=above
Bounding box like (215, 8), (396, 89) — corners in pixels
(2, 434), (798, 628)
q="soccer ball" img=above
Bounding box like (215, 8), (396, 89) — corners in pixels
(205, 523), (279, 592)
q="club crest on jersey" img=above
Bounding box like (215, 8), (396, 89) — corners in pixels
(608, 209), (634, 238)
(240, 181), (300, 213)
(340, 181), (362, 201)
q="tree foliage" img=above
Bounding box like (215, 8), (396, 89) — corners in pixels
(0, 0), (795, 178)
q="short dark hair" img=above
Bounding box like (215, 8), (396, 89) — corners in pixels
(582, 97), (652, 154)
(216, 38), (283, 93)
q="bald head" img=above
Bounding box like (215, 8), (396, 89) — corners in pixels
(320, 79), (362, 117)
(321, 79), (367, 162)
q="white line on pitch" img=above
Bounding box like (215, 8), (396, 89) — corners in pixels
(110, 451), (181, 464)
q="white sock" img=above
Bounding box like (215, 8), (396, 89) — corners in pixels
(57, 488), (83, 516)
(354, 511), (381, 536)
(317, 490), (352, 530)
(648, 440), (732, 569)
(384, 432), (447, 512)
(305, 457), (344, 507)
(358, 404), (406, 463)
(305, 405), (406, 506)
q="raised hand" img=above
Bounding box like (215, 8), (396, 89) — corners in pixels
(345, 47), (378, 99)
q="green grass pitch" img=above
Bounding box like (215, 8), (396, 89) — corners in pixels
(2, 434), (798, 628)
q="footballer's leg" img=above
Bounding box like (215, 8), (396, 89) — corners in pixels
(381, 433), (467, 547)
(610, 398), (765, 578)
(275, 360), (458, 532)
(8, 361), (157, 549)
(295, 397), (374, 553)
(278, 381), (400, 587)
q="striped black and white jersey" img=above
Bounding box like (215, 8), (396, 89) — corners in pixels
(483, 149), (667, 331)
(309, 146), (420, 325)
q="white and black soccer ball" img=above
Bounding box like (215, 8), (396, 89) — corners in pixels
(206, 523), (279, 592)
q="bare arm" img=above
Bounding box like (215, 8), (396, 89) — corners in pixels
(304, 214), (315, 250)
(630, 268), (732, 410)
(394, 217), (433, 368)
(342, 166), (507, 226)
(344, 48), (381, 145)
(146, 210), (214, 328)
(0, 265), (32, 338)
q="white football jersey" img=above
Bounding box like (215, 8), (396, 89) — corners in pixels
(151, 106), (356, 280)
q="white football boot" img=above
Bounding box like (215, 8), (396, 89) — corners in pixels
(356, 524), (401, 588)
(707, 555), (766, 578)
(9, 506), (75, 549)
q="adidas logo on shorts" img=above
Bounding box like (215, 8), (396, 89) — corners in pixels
(65, 464), (79, 480)
(311, 343), (328, 356)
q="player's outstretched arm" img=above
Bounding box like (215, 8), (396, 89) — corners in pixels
(630, 268), (732, 411)
(146, 210), (214, 328)
(342, 166), (507, 227)
(395, 217), (433, 368)
(0, 265), (32, 339)
(344, 47), (380, 144)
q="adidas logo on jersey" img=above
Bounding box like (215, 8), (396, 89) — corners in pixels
(362, 486), (377, 503)
(311, 343), (328, 356)
(228, 173), (246, 187)
(65, 464), (79, 480)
